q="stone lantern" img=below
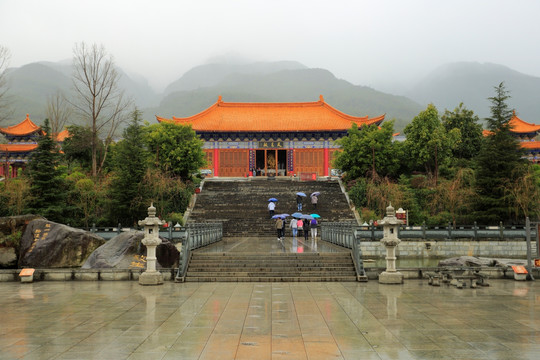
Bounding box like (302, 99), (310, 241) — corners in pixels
(378, 203), (404, 284)
(138, 203), (164, 285)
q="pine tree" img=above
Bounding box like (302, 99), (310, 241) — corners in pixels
(474, 83), (526, 224)
(108, 110), (149, 225)
(26, 119), (67, 221)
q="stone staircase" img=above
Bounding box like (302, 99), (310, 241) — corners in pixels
(187, 178), (356, 237)
(185, 252), (357, 282)
(183, 178), (359, 282)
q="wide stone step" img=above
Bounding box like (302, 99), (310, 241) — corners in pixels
(189, 264), (352, 272)
(185, 276), (358, 282)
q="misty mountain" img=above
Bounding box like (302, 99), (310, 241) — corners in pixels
(4, 61), (158, 125)
(5, 63), (71, 124)
(6, 59), (539, 133)
(153, 66), (423, 131)
(164, 61), (307, 94)
(408, 62), (540, 121)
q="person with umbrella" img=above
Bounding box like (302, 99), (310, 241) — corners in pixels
(289, 217), (298, 238)
(310, 216), (318, 240)
(275, 216), (284, 241)
(310, 192), (319, 209)
(268, 198), (277, 218)
(296, 192), (306, 211)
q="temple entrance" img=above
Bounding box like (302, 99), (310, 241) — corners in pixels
(255, 149), (287, 176)
(219, 149), (249, 177)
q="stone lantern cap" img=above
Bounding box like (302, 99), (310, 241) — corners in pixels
(377, 203), (403, 226)
(138, 203), (164, 227)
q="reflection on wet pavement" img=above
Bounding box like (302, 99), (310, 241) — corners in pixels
(1, 280), (539, 359)
(195, 236), (348, 254)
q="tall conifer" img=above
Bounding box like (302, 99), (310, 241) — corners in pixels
(26, 119), (66, 221)
(108, 110), (149, 225)
(474, 83), (526, 223)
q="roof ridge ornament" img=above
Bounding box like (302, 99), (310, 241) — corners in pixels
(217, 95), (223, 104)
(319, 94), (324, 102)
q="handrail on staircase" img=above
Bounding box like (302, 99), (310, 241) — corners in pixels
(321, 222), (367, 281)
(175, 222), (223, 282)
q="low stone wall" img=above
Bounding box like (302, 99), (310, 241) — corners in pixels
(361, 240), (529, 258)
(0, 268), (176, 282)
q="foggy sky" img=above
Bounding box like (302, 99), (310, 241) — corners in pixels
(1, 0), (539, 93)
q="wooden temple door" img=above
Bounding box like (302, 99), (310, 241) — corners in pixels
(203, 150), (214, 177)
(294, 149), (324, 177)
(219, 149), (249, 177)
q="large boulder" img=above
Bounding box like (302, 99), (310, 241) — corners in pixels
(82, 230), (179, 269)
(0, 215), (45, 268)
(19, 219), (105, 268)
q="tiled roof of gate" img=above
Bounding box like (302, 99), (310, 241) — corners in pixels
(0, 114), (42, 136)
(520, 141), (540, 150)
(156, 95), (385, 132)
(0, 144), (38, 152)
(509, 112), (540, 134)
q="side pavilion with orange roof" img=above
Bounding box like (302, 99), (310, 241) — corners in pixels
(509, 111), (540, 163)
(0, 114), (43, 178)
(482, 111), (540, 163)
(156, 95), (385, 178)
(0, 114), (70, 178)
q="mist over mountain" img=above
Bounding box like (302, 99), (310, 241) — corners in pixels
(164, 61), (307, 94)
(153, 66), (422, 131)
(4, 61), (158, 124)
(3, 59), (539, 132)
(408, 62), (540, 121)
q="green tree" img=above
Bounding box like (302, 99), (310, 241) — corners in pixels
(145, 122), (205, 180)
(108, 110), (150, 225)
(0, 177), (30, 216)
(474, 82), (527, 223)
(25, 119), (67, 221)
(441, 103), (483, 160)
(334, 121), (399, 180)
(403, 104), (460, 183)
(62, 125), (96, 171)
(143, 168), (194, 220)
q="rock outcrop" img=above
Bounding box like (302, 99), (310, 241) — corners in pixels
(0, 215), (45, 268)
(82, 230), (179, 269)
(438, 256), (528, 268)
(19, 219), (105, 268)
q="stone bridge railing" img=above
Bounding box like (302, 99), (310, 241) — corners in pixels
(340, 222), (539, 242)
(88, 224), (188, 242)
(175, 223), (223, 282)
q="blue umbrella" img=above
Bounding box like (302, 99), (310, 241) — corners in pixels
(279, 213), (290, 217)
(300, 214), (314, 220)
(268, 198), (278, 202)
(292, 212), (303, 218)
(310, 214), (321, 218)
(311, 192), (320, 197)
(272, 214), (290, 219)
(296, 192), (307, 197)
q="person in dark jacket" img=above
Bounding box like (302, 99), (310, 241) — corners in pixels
(303, 217), (310, 241)
(296, 195), (303, 211)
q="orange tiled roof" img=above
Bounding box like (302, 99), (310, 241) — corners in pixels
(156, 95), (385, 132)
(509, 112), (540, 134)
(520, 141), (540, 150)
(55, 129), (70, 142)
(0, 114), (42, 136)
(0, 144), (38, 152)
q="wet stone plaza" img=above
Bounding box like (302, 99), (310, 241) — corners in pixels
(1, 278), (539, 360)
